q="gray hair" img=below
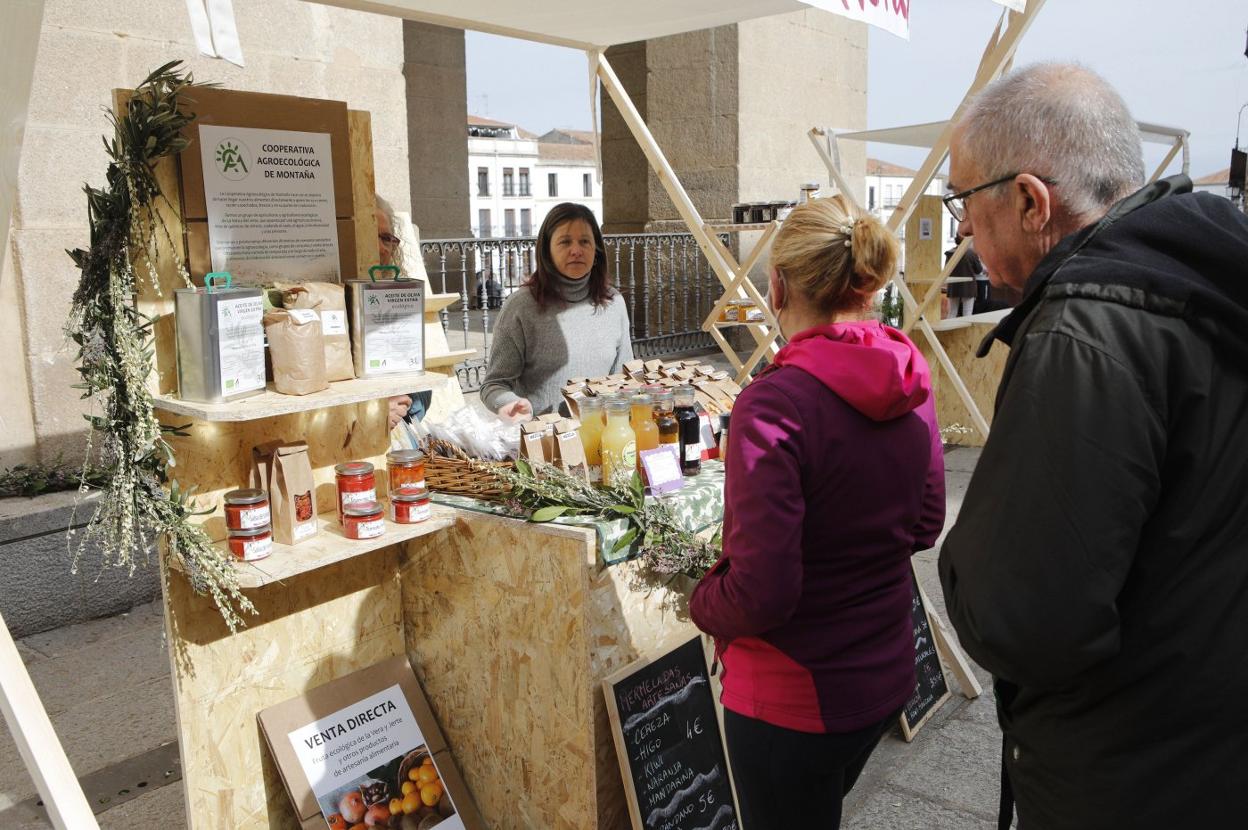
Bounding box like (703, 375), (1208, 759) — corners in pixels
(958, 63), (1145, 219)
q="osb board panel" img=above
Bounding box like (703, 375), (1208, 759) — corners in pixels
(157, 399), (391, 543)
(162, 546), (407, 829)
(919, 324), (1010, 447)
(587, 561), (700, 829)
(905, 194), (945, 284)
(400, 514), (599, 830)
(349, 110), (380, 280)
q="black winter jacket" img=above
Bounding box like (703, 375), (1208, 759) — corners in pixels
(939, 177), (1248, 829)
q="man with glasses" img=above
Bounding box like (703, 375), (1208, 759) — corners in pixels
(938, 63), (1248, 830)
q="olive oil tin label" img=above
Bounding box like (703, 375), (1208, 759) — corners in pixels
(174, 276), (266, 403)
(346, 275), (425, 377)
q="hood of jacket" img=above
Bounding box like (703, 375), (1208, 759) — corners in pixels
(773, 320), (931, 421)
(981, 175), (1248, 366)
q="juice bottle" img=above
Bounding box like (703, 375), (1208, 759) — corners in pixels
(601, 398), (637, 488)
(630, 393), (660, 458)
(673, 386), (702, 477)
(654, 389), (679, 446)
(578, 396), (606, 486)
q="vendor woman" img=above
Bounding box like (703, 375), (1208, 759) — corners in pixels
(481, 202), (634, 419)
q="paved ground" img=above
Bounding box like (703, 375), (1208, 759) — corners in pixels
(0, 440), (998, 829)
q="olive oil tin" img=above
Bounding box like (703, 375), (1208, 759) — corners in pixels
(345, 265), (425, 377)
(174, 272), (266, 403)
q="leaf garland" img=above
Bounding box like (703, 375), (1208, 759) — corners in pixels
(65, 61), (255, 631)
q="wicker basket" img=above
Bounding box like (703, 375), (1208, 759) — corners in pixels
(421, 438), (513, 501)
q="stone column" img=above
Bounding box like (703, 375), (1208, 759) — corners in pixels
(403, 21), (471, 240)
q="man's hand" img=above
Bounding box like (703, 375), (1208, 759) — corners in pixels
(498, 398), (533, 422)
(388, 395), (413, 429)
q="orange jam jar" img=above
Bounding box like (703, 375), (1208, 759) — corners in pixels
(389, 486), (432, 524)
(386, 449), (427, 491)
(335, 462), (376, 524)
(342, 500), (386, 540)
(227, 525), (272, 561)
(224, 488), (270, 531)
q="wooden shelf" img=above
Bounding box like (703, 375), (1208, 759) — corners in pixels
(151, 372), (444, 421)
(704, 222), (777, 232)
(173, 505), (459, 589)
(926, 308), (1011, 332)
(424, 348), (479, 369)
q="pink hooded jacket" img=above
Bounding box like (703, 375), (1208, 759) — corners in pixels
(690, 321), (945, 733)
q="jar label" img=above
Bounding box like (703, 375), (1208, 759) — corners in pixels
(356, 519), (385, 539)
(684, 442), (703, 462)
(621, 442), (637, 470)
(240, 536), (272, 561)
(238, 505), (270, 529)
(320, 310), (348, 336)
(293, 520), (318, 542)
(588, 464), (602, 485)
(215, 295), (266, 395)
(341, 489), (377, 509)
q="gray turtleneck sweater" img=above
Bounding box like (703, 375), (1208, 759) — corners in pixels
(480, 276), (634, 416)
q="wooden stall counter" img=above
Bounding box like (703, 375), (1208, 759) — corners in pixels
(918, 308), (1012, 447)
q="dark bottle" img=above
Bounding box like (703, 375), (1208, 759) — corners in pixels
(673, 386), (702, 477)
(654, 389), (679, 446)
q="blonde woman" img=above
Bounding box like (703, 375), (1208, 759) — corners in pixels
(690, 196), (946, 829)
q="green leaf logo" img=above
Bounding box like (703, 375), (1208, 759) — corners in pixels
(214, 138), (250, 180)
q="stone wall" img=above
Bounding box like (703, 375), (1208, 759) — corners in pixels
(2, 0), (411, 469)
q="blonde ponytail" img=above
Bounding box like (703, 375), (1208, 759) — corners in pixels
(771, 195), (898, 315)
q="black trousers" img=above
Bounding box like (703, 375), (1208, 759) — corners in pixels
(723, 708), (897, 830)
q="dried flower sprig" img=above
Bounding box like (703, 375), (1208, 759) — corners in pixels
(490, 459), (720, 584)
(65, 61), (254, 631)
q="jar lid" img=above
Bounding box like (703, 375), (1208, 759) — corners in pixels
(579, 396), (605, 409)
(343, 500), (384, 517)
(386, 449), (425, 464)
(629, 393), (652, 405)
(224, 488), (267, 505)
(673, 386), (696, 403)
(390, 487), (431, 503)
(335, 461), (375, 476)
(227, 525), (271, 538)
(801, 182), (821, 190)
(605, 398), (631, 413)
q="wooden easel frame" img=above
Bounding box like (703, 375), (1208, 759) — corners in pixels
(699, 221), (782, 384)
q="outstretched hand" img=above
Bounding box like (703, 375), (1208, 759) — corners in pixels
(499, 398), (533, 422)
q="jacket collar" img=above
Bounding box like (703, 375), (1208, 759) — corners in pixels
(976, 175), (1193, 357)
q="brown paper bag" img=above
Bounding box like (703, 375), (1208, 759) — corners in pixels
(270, 442), (318, 545)
(520, 421), (547, 463)
(553, 418), (588, 482)
(250, 440), (284, 492)
(278, 282), (355, 381)
(264, 309), (329, 396)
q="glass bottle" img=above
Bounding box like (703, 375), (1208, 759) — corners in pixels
(673, 386), (702, 477)
(601, 399), (637, 488)
(578, 396), (607, 486)
(630, 393), (659, 458)
(654, 389), (679, 446)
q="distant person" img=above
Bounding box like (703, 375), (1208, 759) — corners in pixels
(944, 234), (985, 316)
(480, 203), (633, 419)
(938, 63), (1248, 829)
(691, 196), (946, 829)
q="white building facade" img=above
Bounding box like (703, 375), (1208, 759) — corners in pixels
(865, 158), (956, 256)
(467, 117), (603, 239)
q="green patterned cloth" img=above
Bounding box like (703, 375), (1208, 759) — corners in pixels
(431, 460), (726, 566)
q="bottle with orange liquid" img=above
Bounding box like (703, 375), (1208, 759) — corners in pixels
(601, 398), (637, 488)
(578, 396), (606, 485)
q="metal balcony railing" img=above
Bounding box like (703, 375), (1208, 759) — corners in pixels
(420, 232), (729, 391)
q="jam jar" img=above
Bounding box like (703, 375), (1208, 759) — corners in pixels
(386, 449), (427, 491)
(389, 486), (432, 524)
(335, 461), (376, 524)
(342, 500), (386, 540)
(227, 525), (272, 561)
(223, 488), (270, 531)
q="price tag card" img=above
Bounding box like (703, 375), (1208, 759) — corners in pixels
(640, 446), (685, 495)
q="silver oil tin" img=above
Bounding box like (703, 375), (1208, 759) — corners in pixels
(346, 265), (425, 377)
(174, 272), (266, 403)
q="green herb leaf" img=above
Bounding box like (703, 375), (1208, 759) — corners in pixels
(530, 505), (570, 523)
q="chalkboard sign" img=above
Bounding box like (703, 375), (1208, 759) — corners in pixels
(901, 570), (951, 740)
(603, 635), (740, 830)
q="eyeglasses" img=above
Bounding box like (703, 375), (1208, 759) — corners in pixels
(379, 232), (400, 248)
(943, 173), (1056, 222)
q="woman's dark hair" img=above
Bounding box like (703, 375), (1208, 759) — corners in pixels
(527, 202), (614, 311)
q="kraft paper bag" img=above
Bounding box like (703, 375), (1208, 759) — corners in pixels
(278, 282), (355, 381)
(270, 442), (318, 545)
(264, 309), (329, 396)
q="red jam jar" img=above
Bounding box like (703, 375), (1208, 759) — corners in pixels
(389, 486), (432, 524)
(227, 525), (272, 561)
(386, 449), (427, 491)
(335, 461), (376, 524)
(223, 488), (270, 531)
(343, 500), (386, 540)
